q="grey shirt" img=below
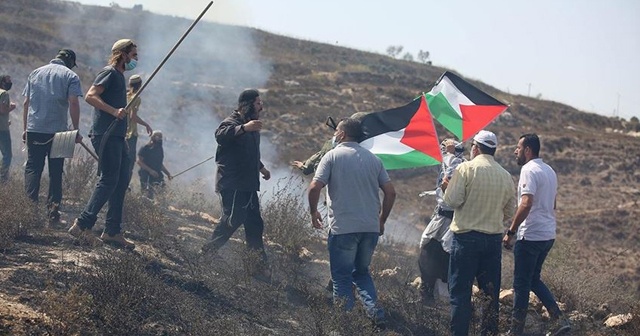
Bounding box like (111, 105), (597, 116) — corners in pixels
(22, 59), (83, 134)
(313, 142), (391, 235)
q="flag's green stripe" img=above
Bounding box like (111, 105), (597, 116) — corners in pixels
(426, 92), (463, 139)
(377, 150), (440, 170)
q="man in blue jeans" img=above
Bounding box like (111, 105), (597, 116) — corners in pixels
(503, 134), (571, 336)
(443, 130), (516, 336)
(308, 117), (396, 327)
(68, 39), (139, 249)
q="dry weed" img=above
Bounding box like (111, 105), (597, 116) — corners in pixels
(0, 179), (45, 249)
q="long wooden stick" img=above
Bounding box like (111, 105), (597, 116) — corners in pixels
(172, 155), (215, 179)
(79, 142), (99, 161)
(98, 1), (215, 162)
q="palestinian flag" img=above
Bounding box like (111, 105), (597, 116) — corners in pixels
(426, 71), (508, 140)
(360, 96), (442, 170)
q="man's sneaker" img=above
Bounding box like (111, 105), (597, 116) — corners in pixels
(100, 233), (135, 250)
(546, 317), (571, 336)
(68, 220), (102, 246)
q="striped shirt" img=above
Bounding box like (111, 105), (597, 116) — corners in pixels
(444, 154), (516, 234)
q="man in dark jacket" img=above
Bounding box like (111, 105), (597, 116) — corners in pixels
(201, 89), (271, 271)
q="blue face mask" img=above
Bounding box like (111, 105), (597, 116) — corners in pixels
(125, 59), (137, 71)
(331, 136), (338, 148)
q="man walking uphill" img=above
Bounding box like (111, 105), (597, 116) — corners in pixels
(22, 49), (83, 223)
(503, 134), (571, 336)
(443, 130), (516, 336)
(308, 118), (396, 327)
(201, 89), (271, 273)
(68, 39), (138, 249)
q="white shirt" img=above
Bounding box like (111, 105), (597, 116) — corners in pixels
(517, 158), (558, 241)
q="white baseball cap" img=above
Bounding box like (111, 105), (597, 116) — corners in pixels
(473, 130), (498, 148)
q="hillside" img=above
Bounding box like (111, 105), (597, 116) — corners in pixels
(0, 0), (639, 334)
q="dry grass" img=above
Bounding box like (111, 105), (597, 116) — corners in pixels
(1, 177), (639, 335)
(61, 152), (99, 203)
(0, 179), (45, 249)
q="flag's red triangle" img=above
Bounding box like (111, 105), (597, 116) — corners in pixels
(460, 105), (508, 140)
(400, 96), (443, 162)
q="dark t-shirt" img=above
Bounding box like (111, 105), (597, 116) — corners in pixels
(90, 66), (127, 137)
(138, 143), (164, 179)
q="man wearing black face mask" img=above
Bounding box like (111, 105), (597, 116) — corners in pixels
(0, 75), (16, 182)
(201, 89), (271, 277)
(137, 130), (171, 199)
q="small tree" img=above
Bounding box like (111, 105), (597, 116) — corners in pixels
(402, 52), (414, 62)
(386, 45), (404, 58)
(417, 50), (431, 64)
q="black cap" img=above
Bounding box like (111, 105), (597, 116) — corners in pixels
(238, 89), (260, 105)
(56, 48), (77, 68)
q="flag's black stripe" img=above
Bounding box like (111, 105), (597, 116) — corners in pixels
(438, 71), (506, 107)
(360, 98), (421, 140)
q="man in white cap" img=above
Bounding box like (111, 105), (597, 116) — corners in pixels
(443, 130), (516, 336)
(125, 74), (152, 186)
(21, 49), (83, 223)
(69, 39), (138, 249)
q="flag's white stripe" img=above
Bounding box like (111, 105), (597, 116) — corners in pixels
(360, 129), (413, 155)
(428, 76), (474, 118)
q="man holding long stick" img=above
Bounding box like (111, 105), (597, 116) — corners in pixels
(68, 39), (138, 249)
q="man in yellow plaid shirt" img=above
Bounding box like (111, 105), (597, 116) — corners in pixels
(443, 130), (516, 336)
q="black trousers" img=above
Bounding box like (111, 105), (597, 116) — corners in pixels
(209, 189), (266, 261)
(419, 239), (450, 297)
(24, 132), (64, 209)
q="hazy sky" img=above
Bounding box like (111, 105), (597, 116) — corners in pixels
(76, 0), (640, 120)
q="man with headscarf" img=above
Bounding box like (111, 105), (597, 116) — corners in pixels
(0, 75), (16, 182)
(201, 89), (271, 275)
(125, 74), (152, 185)
(21, 49), (83, 223)
(137, 130), (172, 199)
(417, 138), (465, 304)
(68, 39), (138, 249)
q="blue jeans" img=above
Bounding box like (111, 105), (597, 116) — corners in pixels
(449, 231), (502, 336)
(76, 135), (130, 236)
(328, 232), (384, 321)
(24, 132), (64, 207)
(512, 239), (561, 324)
(0, 130), (11, 181)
